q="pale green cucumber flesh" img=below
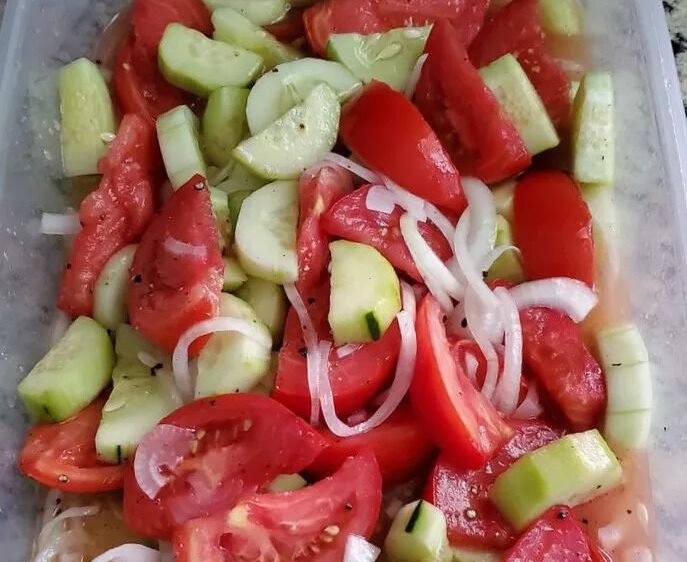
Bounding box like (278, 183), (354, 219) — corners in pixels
(223, 256), (248, 291)
(491, 180), (517, 223)
(228, 189), (254, 237)
(157, 105), (207, 189)
(596, 324), (649, 368)
(266, 473), (307, 492)
(604, 410), (651, 451)
(605, 363), (652, 413)
(210, 187), (232, 251)
(487, 215), (525, 284)
(235, 276), (288, 345)
(384, 500), (451, 562)
(202, 86), (250, 167)
(539, 0), (583, 36)
(93, 245), (137, 331)
(204, 0), (288, 25)
(213, 159), (268, 195)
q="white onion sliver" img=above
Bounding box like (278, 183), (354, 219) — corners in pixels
(365, 184), (397, 214)
(512, 382), (543, 419)
(597, 524), (624, 552)
(35, 506), (100, 556)
(344, 535), (381, 562)
(336, 343), (362, 358)
(91, 544), (162, 562)
(323, 153), (381, 183)
(382, 176), (427, 222)
(164, 236), (206, 259)
(461, 177), (497, 264)
(40, 212), (81, 235)
(464, 287), (499, 400)
(509, 278), (598, 322)
(404, 53), (429, 99)
(283, 284), (318, 349)
(464, 352), (479, 384)
(492, 287), (522, 415)
(424, 202), (455, 245)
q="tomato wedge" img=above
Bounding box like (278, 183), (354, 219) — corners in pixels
(340, 81), (466, 212)
(123, 394), (328, 540)
(415, 20), (531, 183)
(58, 114), (157, 317)
(274, 281), (400, 417)
(128, 175), (224, 354)
(264, 8), (306, 44)
(513, 171), (595, 287)
(425, 419), (561, 549)
(410, 295), (513, 469)
(321, 184), (453, 282)
(520, 307), (605, 431)
(19, 398), (125, 493)
(308, 404), (435, 485)
(297, 164), (353, 292)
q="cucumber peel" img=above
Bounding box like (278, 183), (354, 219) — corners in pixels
(157, 105), (207, 189)
(202, 86), (250, 167)
(236, 276), (288, 344)
(93, 244), (137, 331)
(384, 500), (452, 562)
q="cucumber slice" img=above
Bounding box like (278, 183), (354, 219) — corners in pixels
(604, 410), (652, 451)
(235, 83), (340, 180)
(210, 186), (232, 250)
(157, 105), (207, 190)
(214, 159), (268, 195)
(384, 500), (451, 562)
(195, 293), (272, 398)
(93, 244), (137, 331)
(596, 324), (649, 368)
(487, 216), (525, 284)
(223, 256), (248, 291)
(571, 71), (614, 185)
(490, 429), (623, 530)
(235, 180), (299, 283)
(18, 317), (114, 422)
(228, 189), (254, 237)
(114, 323), (167, 367)
(159, 23), (263, 97)
(252, 352), (279, 396)
(539, 0), (583, 36)
(246, 58), (360, 134)
(570, 79), (581, 102)
(581, 183), (617, 252)
(212, 7), (300, 71)
(202, 86), (250, 167)
(492, 180), (516, 223)
(605, 363), (652, 414)
(58, 58), (116, 177)
(326, 27), (430, 92)
(204, 0), (288, 25)
(329, 240), (401, 345)
(479, 54), (559, 155)
(266, 473), (307, 492)
(235, 276), (288, 344)
(451, 547), (503, 562)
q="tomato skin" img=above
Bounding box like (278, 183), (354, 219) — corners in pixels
(513, 171), (595, 287)
(340, 81), (467, 212)
(321, 185), (453, 282)
(297, 164), (353, 292)
(58, 114), (157, 317)
(123, 394), (328, 540)
(19, 398), (125, 493)
(410, 295), (513, 469)
(308, 404), (435, 485)
(128, 175), (224, 354)
(274, 281), (401, 417)
(264, 8), (306, 43)
(173, 453), (382, 562)
(425, 419), (561, 549)
(520, 307), (605, 431)
(415, 20), (531, 184)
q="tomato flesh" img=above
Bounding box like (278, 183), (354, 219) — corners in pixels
(264, 8), (306, 43)
(340, 81), (466, 212)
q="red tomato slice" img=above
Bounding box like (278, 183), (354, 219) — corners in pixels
(123, 394), (328, 540)
(410, 295), (513, 469)
(513, 171), (595, 287)
(308, 404), (435, 485)
(19, 398), (125, 493)
(58, 114), (157, 317)
(340, 81), (466, 212)
(273, 281), (400, 418)
(297, 164), (353, 292)
(128, 175), (223, 354)
(469, 0), (571, 128)
(503, 506), (603, 562)
(425, 419), (561, 549)
(173, 453), (382, 562)
(321, 184), (453, 282)
(415, 20), (531, 184)
(520, 307), (605, 431)
(264, 8), (306, 43)
(304, 0), (489, 56)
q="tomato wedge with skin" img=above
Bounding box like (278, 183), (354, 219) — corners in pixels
(297, 164), (353, 292)
(340, 81), (467, 212)
(321, 184), (453, 282)
(308, 404), (435, 486)
(264, 8), (306, 44)
(123, 394), (328, 540)
(513, 171), (595, 287)
(173, 453), (382, 562)
(273, 281), (401, 418)
(410, 295), (513, 469)
(425, 419), (561, 549)
(415, 20), (531, 184)
(128, 175), (223, 354)
(58, 114), (157, 317)
(19, 398), (125, 493)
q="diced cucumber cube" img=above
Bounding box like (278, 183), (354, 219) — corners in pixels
(596, 324), (649, 368)
(204, 0), (288, 25)
(539, 0), (583, 37)
(605, 363), (652, 414)
(487, 215), (525, 284)
(236, 276), (288, 344)
(492, 180), (517, 223)
(604, 410), (651, 451)
(202, 86), (250, 167)
(384, 500), (451, 562)
(223, 256), (248, 292)
(157, 105), (207, 189)
(93, 244), (137, 331)
(114, 323), (167, 368)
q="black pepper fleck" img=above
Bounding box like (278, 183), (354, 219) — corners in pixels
(461, 318), (468, 328)
(133, 274), (143, 284)
(298, 347), (308, 358)
(344, 503), (353, 511)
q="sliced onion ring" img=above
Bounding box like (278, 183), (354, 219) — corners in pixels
(404, 53), (429, 99)
(365, 184), (396, 214)
(462, 177), (497, 265)
(509, 278), (598, 322)
(512, 382), (543, 419)
(163, 236), (206, 259)
(464, 287), (499, 400)
(382, 175), (427, 222)
(492, 287), (523, 415)
(40, 212), (82, 235)
(91, 544), (162, 562)
(323, 153), (381, 183)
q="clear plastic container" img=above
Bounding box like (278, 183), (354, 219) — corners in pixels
(0, 0), (686, 560)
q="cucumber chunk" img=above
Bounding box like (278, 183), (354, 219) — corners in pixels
(58, 58), (116, 177)
(235, 180), (299, 283)
(195, 293), (272, 398)
(571, 71), (614, 185)
(384, 500), (451, 562)
(18, 317), (114, 422)
(114, 323), (167, 368)
(486, 216), (525, 284)
(223, 256), (248, 291)
(490, 429), (623, 530)
(157, 105), (207, 189)
(451, 547), (503, 562)
(235, 276), (288, 344)
(492, 180), (516, 223)
(212, 7), (300, 71)
(204, 0), (288, 25)
(596, 324), (649, 368)
(605, 363), (652, 413)
(246, 58), (361, 134)
(326, 27), (430, 92)
(252, 352), (279, 396)
(93, 244), (137, 331)
(266, 473), (307, 492)
(202, 86), (250, 167)
(329, 240), (401, 345)
(235, 83), (340, 180)
(210, 186), (232, 250)
(228, 189), (254, 237)
(159, 23), (263, 97)
(604, 410), (652, 451)
(539, 0), (583, 36)
(214, 159), (268, 194)
(480, 54), (559, 155)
